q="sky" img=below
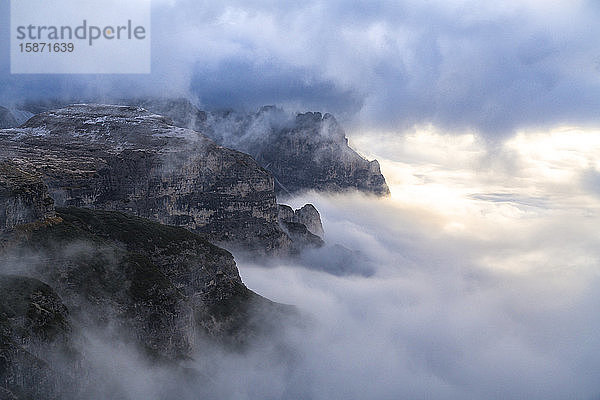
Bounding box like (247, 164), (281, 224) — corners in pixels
(3, 1), (600, 398)
(2, 0), (600, 139)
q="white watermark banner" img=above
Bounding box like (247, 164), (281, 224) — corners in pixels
(11, 0), (151, 74)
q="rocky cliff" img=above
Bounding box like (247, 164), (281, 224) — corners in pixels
(0, 168), (293, 398)
(276, 204), (324, 253)
(0, 104), (295, 254)
(145, 101), (390, 196)
(282, 203), (324, 237)
(13, 99), (390, 197)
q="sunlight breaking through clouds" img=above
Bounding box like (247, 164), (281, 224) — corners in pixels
(350, 126), (600, 234)
(232, 128), (600, 399)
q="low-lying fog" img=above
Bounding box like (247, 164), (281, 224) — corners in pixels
(5, 127), (600, 399)
(237, 127), (600, 399)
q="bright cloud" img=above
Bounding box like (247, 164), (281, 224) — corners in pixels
(234, 129), (600, 399)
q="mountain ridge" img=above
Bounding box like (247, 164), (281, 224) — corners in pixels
(5, 99), (390, 197)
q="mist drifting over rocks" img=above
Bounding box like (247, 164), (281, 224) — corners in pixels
(3, 99), (390, 197)
(1, 103), (600, 399)
(0, 170), (295, 399)
(1, 0), (599, 397)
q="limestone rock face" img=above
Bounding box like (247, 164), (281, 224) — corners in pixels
(0, 104), (291, 254)
(257, 110), (389, 196)
(112, 100), (390, 196)
(278, 204), (324, 252)
(1, 207), (292, 398)
(0, 161), (56, 233)
(294, 204), (324, 237)
(278, 203), (324, 237)
(0, 275), (73, 400)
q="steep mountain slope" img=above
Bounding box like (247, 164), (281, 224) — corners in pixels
(0, 104), (292, 254)
(0, 164), (293, 398)
(201, 107), (390, 196)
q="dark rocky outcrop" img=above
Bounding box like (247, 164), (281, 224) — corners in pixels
(279, 220), (324, 253)
(0, 275), (75, 400)
(0, 275), (71, 351)
(10, 207), (290, 350)
(0, 206), (292, 398)
(0, 108), (17, 130)
(0, 162), (57, 233)
(0, 104), (292, 255)
(292, 204), (324, 237)
(278, 204), (324, 253)
(278, 204), (324, 237)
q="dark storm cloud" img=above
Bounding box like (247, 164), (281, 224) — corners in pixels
(2, 0), (600, 136)
(189, 58), (362, 116)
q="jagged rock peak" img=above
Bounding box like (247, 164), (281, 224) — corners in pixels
(198, 105), (391, 196)
(278, 203), (324, 237)
(4, 99), (391, 196)
(277, 203), (324, 252)
(296, 204), (324, 237)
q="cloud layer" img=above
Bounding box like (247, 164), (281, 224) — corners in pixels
(238, 193), (600, 399)
(234, 129), (600, 399)
(2, 0), (600, 137)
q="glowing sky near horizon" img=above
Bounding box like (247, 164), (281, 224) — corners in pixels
(233, 130), (600, 399)
(351, 127), (600, 236)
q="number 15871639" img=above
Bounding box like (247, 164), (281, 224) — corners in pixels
(19, 42), (74, 53)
